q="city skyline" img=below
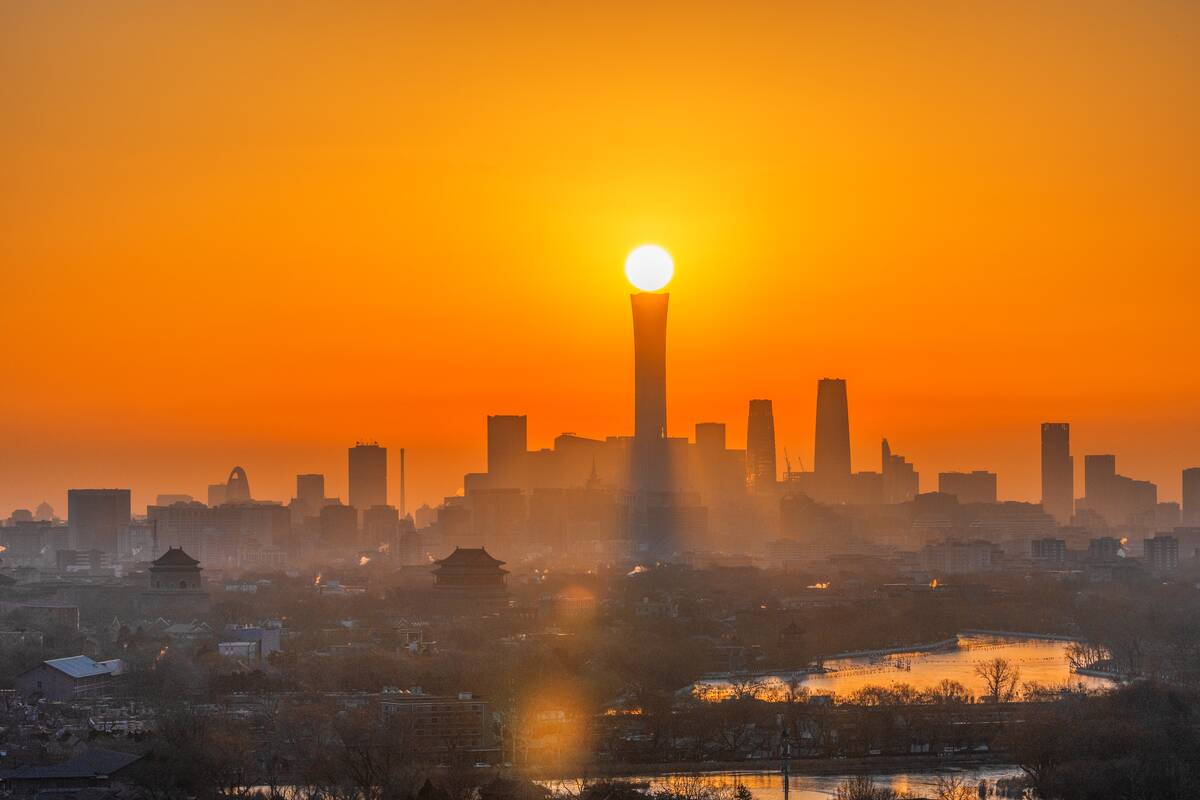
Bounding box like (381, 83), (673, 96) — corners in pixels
(4, 1), (1200, 514)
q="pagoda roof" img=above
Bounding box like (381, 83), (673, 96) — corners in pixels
(151, 547), (200, 568)
(435, 547), (506, 568)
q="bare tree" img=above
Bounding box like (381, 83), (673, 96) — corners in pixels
(930, 775), (975, 800)
(974, 657), (1020, 702)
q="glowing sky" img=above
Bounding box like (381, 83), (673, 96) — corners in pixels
(2, 1), (1198, 514)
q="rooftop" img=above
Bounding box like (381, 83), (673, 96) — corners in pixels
(435, 547), (506, 568)
(38, 655), (122, 679)
(151, 547), (200, 568)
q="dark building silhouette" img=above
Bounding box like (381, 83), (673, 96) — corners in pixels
(67, 489), (131, 553)
(938, 471), (998, 504)
(225, 466), (252, 503)
(1040, 422), (1073, 524)
(486, 415), (528, 489)
(432, 547), (509, 611)
(1083, 454), (1156, 527)
(631, 291), (669, 492)
(140, 546), (210, 616)
(349, 443), (387, 512)
(296, 473), (325, 518)
(1031, 537), (1067, 567)
(881, 438), (919, 504)
(746, 399), (777, 490)
(1144, 534), (1179, 572)
(1184, 467), (1200, 527)
(319, 502), (358, 547)
(363, 504), (400, 549)
(814, 378), (851, 503)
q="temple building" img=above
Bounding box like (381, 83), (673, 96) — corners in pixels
(431, 547), (509, 612)
(138, 547), (210, 616)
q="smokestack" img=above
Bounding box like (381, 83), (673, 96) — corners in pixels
(400, 448), (406, 517)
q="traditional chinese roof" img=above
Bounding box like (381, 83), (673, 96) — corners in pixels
(435, 547), (506, 568)
(151, 547), (200, 568)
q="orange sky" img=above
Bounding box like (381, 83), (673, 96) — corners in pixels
(2, 1), (1199, 515)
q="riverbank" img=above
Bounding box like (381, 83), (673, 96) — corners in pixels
(529, 752), (1015, 781)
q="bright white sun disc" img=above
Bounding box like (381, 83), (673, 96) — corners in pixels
(625, 244), (674, 292)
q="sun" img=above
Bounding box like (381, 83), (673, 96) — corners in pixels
(624, 244), (674, 292)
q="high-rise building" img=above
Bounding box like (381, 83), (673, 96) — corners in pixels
(1184, 467), (1200, 527)
(882, 439), (919, 504)
(487, 415), (528, 489)
(1082, 454), (1157, 527)
(695, 422), (726, 453)
(746, 399), (777, 490)
(631, 291), (669, 492)
(296, 474), (325, 518)
(225, 467), (252, 504)
(814, 379), (851, 503)
(1040, 423), (1073, 524)
(67, 489), (131, 553)
(1144, 534), (1179, 572)
(349, 443), (387, 512)
(938, 471), (998, 504)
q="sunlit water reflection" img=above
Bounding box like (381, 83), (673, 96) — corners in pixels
(692, 634), (1112, 700)
(546, 766), (1024, 800)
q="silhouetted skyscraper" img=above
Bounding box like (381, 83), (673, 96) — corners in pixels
(1084, 454), (1117, 511)
(1040, 423), (1073, 524)
(746, 399), (777, 490)
(67, 489), (131, 553)
(349, 443), (387, 511)
(1184, 467), (1200, 526)
(814, 378), (851, 503)
(487, 415), (528, 489)
(296, 473), (325, 518)
(695, 422), (726, 453)
(631, 291), (669, 491)
(225, 466), (252, 503)
(881, 438), (919, 503)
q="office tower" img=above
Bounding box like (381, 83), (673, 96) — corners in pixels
(882, 438), (920, 504)
(630, 290), (669, 492)
(695, 422), (726, 453)
(399, 448), (407, 517)
(349, 443), (387, 512)
(363, 505), (400, 548)
(1144, 534), (1179, 572)
(1084, 454), (1118, 524)
(67, 489), (131, 553)
(207, 483), (227, 507)
(1185, 467), (1200, 526)
(745, 399), (777, 490)
(320, 502), (359, 547)
(296, 474), (325, 518)
(487, 415), (528, 489)
(1083, 454), (1157, 527)
(1040, 423), (1073, 524)
(225, 466), (252, 503)
(814, 378), (851, 503)
(1084, 454), (1117, 502)
(938, 471), (998, 504)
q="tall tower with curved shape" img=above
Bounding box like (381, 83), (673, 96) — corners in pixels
(225, 466), (252, 503)
(631, 292), (669, 492)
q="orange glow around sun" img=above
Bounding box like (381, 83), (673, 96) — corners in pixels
(2, 1), (1200, 513)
